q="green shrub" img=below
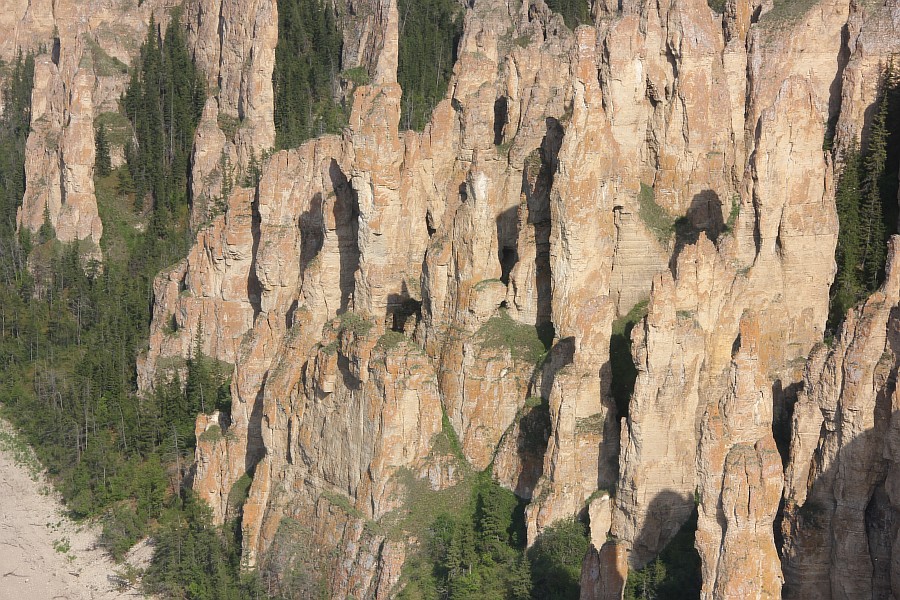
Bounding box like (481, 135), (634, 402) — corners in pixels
(724, 194), (740, 232)
(377, 330), (407, 350)
(322, 490), (366, 520)
(575, 413), (605, 434)
(338, 311), (374, 337)
(217, 112), (241, 141)
(94, 111), (132, 147)
(198, 424), (222, 443)
(707, 0), (726, 13)
(439, 408), (465, 460)
(87, 38), (128, 77)
(341, 66), (370, 86)
(759, 0), (820, 25)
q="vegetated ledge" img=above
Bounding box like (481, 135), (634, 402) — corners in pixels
(476, 308), (550, 365)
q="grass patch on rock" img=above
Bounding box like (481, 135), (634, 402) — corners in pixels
(477, 308), (549, 364)
(377, 330), (407, 351)
(638, 183), (675, 245)
(338, 311), (374, 337)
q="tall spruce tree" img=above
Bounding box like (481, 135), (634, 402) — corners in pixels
(830, 148), (863, 326)
(95, 124), (112, 177)
(829, 63), (900, 329)
(0, 52), (34, 237)
(122, 11), (204, 251)
(860, 93), (889, 289)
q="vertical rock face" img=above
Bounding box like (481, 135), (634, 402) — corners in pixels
(184, 0), (276, 160)
(781, 237), (900, 600)
(695, 314), (784, 599)
(183, 0), (277, 227)
(126, 0), (900, 598)
(3, 0), (172, 253)
(20, 44), (103, 250)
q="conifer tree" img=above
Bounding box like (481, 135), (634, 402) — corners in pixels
(95, 124), (112, 177)
(0, 51), (34, 235)
(828, 62), (900, 329)
(397, 0), (463, 131)
(123, 10), (204, 252)
(830, 148), (863, 326)
(860, 92), (889, 289)
(274, 0), (345, 149)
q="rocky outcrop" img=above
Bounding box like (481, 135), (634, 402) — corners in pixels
(780, 237), (900, 599)
(183, 0), (277, 227)
(609, 0), (849, 577)
(184, 0), (276, 167)
(129, 0), (900, 597)
(19, 43), (103, 251)
(5, 0), (172, 253)
(695, 315), (784, 599)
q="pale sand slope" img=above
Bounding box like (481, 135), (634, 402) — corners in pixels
(0, 422), (151, 600)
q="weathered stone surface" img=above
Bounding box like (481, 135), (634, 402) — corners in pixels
(781, 237), (900, 600)
(6, 0), (173, 254)
(127, 0), (900, 597)
(610, 0), (844, 579)
(19, 46), (103, 251)
(580, 540), (628, 600)
(695, 315), (784, 599)
(184, 0), (276, 158)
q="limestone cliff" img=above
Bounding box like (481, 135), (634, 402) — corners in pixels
(4, 0), (174, 254)
(30, 0), (900, 597)
(142, 0), (893, 598)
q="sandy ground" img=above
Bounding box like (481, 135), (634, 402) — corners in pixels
(0, 422), (151, 600)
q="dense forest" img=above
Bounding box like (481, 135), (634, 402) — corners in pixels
(397, 0), (463, 131)
(273, 0), (345, 149)
(829, 65), (900, 329)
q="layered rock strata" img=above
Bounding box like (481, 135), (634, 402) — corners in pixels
(129, 0), (900, 598)
(5, 0), (172, 252)
(781, 237), (900, 600)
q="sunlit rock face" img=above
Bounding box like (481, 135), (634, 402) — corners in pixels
(122, 0), (900, 597)
(7, 0), (173, 256)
